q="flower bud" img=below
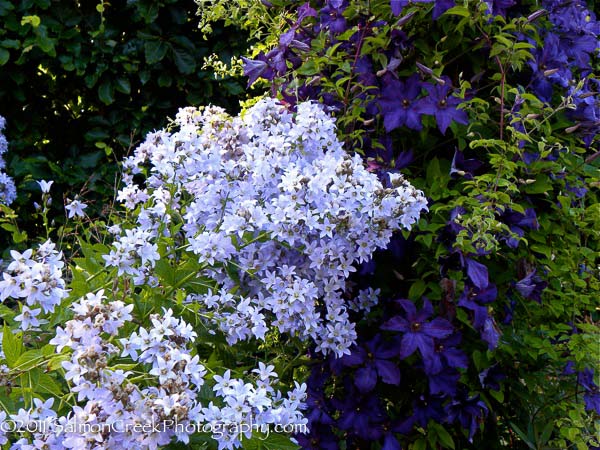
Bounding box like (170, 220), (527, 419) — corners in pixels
(565, 124), (581, 133)
(543, 68), (560, 77)
(526, 9), (547, 23)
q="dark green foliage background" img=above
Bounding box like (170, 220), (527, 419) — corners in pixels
(0, 0), (244, 238)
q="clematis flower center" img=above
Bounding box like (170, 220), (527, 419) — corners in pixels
(411, 322), (421, 332)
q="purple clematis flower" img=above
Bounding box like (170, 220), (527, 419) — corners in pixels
(428, 369), (461, 396)
(513, 269), (547, 303)
(381, 299), (454, 359)
(242, 52), (275, 86)
(458, 283), (501, 349)
(342, 334), (401, 392)
(379, 74), (427, 132)
(335, 393), (386, 439)
(450, 149), (483, 179)
(412, 395), (445, 427)
(465, 257), (489, 290)
(419, 79), (469, 134)
(444, 391), (488, 442)
(479, 364), (506, 391)
(578, 368), (600, 414)
(432, 0), (456, 19)
(319, 0), (348, 33)
(423, 333), (469, 375)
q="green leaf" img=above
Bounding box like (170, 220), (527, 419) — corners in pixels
(0, 0), (15, 15)
(435, 424), (456, 449)
(172, 47), (196, 74)
(84, 129), (110, 141)
(21, 15), (41, 27)
(509, 421), (536, 449)
(523, 176), (553, 194)
(408, 280), (427, 300)
(2, 324), (23, 368)
(296, 60), (318, 76)
(28, 368), (63, 397)
(0, 48), (9, 65)
(244, 432), (300, 450)
(0, 304), (16, 322)
(444, 6), (470, 17)
(539, 421), (554, 446)
(411, 438), (427, 450)
(144, 40), (168, 64)
(114, 77), (131, 94)
(13, 349), (45, 371)
(98, 81), (114, 105)
(158, 73), (172, 87)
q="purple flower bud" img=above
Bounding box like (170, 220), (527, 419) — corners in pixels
(395, 11), (416, 27)
(526, 9), (547, 23)
(416, 62), (434, 76)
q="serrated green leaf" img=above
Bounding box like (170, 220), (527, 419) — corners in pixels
(13, 349), (45, 371)
(2, 324), (23, 368)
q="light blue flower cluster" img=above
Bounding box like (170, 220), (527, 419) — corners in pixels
(0, 289), (305, 449)
(114, 98), (428, 357)
(0, 99), (426, 449)
(0, 240), (68, 330)
(0, 116), (16, 205)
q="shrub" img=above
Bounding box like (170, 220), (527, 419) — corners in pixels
(0, 0), (245, 243)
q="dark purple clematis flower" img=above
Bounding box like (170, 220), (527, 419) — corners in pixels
(319, 0), (348, 33)
(378, 417), (414, 450)
(500, 208), (539, 248)
(578, 368), (600, 414)
(458, 283), (501, 349)
(297, 2), (318, 23)
(335, 393), (386, 439)
(479, 364), (506, 390)
(419, 79), (469, 134)
(432, 0), (456, 19)
(381, 299), (454, 359)
(423, 333), (469, 375)
(513, 269), (547, 303)
(390, 0), (409, 16)
(566, 180), (588, 199)
(428, 368), (461, 396)
(444, 391), (488, 442)
(484, 0), (516, 16)
(465, 257), (489, 290)
(412, 395), (445, 427)
(502, 296), (516, 324)
(563, 360), (576, 376)
(379, 74), (427, 131)
(341, 334), (401, 392)
(501, 208), (539, 229)
(450, 150), (483, 179)
(242, 53), (275, 86)
(528, 33), (570, 102)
